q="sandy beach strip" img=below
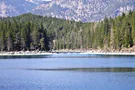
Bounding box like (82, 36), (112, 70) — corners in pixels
(0, 50), (135, 56)
(0, 51), (52, 56)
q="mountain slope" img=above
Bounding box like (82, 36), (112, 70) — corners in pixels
(0, 0), (135, 22)
(33, 0), (135, 22)
(0, 0), (38, 17)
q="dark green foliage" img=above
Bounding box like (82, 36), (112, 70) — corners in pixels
(0, 14), (50, 51)
(0, 11), (135, 51)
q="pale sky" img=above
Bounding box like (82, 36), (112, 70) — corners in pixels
(42, 0), (51, 1)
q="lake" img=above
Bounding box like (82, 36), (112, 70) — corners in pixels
(0, 53), (135, 90)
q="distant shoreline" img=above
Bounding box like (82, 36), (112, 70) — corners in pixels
(0, 49), (135, 56)
(52, 48), (135, 56)
(0, 51), (52, 56)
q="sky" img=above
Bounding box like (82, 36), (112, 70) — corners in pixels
(42, 0), (51, 1)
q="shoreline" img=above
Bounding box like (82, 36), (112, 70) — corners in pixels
(52, 47), (135, 56)
(0, 51), (52, 56)
(0, 49), (135, 56)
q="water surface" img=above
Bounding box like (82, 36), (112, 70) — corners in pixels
(0, 53), (135, 90)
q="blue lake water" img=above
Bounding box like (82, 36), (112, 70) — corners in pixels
(0, 53), (135, 90)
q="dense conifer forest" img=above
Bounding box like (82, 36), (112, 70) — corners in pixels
(0, 11), (135, 51)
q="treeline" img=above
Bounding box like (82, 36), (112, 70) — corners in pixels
(0, 11), (135, 51)
(0, 14), (50, 51)
(54, 11), (135, 50)
(0, 13), (76, 51)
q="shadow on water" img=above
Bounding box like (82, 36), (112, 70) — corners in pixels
(1, 54), (135, 59)
(16, 67), (135, 72)
(0, 55), (51, 59)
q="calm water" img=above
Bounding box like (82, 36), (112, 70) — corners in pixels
(0, 53), (135, 90)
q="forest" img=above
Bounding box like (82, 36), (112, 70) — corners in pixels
(0, 11), (135, 51)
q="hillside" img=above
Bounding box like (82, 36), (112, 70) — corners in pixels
(0, 11), (135, 51)
(0, 0), (37, 17)
(0, 0), (135, 22)
(33, 0), (135, 22)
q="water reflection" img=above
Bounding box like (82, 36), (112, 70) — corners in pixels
(18, 67), (135, 72)
(1, 53), (135, 59)
(0, 55), (50, 59)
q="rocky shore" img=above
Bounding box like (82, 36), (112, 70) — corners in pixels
(0, 51), (52, 56)
(1, 46), (135, 56)
(51, 45), (135, 55)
